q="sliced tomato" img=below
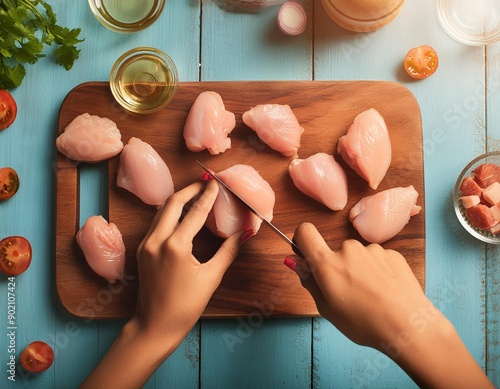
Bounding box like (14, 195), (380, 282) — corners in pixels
(0, 167), (19, 200)
(0, 236), (32, 276)
(0, 90), (17, 130)
(404, 45), (439, 79)
(20, 341), (54, 373)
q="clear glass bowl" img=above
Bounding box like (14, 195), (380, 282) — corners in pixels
(110, 47), (179, 114)
(436, 0), (500, 46)
(88, 0), (165, 33)
(453, 151), (500, 244)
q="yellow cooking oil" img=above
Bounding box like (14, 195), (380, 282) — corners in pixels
(89, 0), (165, 33)
(110, 48), (179, 114)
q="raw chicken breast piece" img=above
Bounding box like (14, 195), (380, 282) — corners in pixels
(206, 164), (275, 238)
(56, 113), (124, 162)
(289, 153), (348, 211)
(242, 104), (304, 157)
(337, 108), (391, 190)
(349, 186), (421, 244)
(183, 91), (236, 155)
(117, 137), (174, 206)
(76, 215), (126, 283)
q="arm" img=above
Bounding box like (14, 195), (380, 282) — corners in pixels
(80, 179), (247, 389)
(286, 222), (494, 389)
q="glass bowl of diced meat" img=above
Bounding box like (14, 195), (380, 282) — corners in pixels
(454, 151), (500, 243)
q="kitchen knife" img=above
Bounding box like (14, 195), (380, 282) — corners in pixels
(196, 160), (304, 258)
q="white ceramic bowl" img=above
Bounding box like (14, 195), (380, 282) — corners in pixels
(453, 151), (500, 244)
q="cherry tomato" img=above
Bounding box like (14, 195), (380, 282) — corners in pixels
(0, 90), (17, 130)
(0, 167), (19, 200)
(404, 45), (439, 79)
(0, 236), (32, 276)
(20, 341), (54, 373)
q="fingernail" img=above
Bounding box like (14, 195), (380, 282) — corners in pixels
(240, 229), (254, 244)
(202, 172), (214, 181)
(283, 256), (296, 271)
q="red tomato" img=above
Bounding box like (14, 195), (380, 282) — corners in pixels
(20, 341), (54, 373)
(0, 167), (20, 200)
(0, 90), (17, 130)
(404, 45), (439, 79)
(0, 236), (32, 276)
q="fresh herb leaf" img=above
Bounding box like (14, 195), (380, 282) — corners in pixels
(0, 0), (84, 89)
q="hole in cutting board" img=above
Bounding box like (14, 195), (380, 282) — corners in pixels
(78, 163), (109, 228)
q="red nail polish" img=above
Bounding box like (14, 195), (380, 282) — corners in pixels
(240, 229), (254, 244)
(284, 256), (296, 271)
(202, 172), (214, 181)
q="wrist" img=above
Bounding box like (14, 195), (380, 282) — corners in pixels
(124, 316), (184, 360)
(380, 303), (492, 388)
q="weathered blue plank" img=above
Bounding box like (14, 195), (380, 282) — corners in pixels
(201, 319), (311, 388)
(313, 1), (488, 387)
(199, 1), (314, 388)
(485, 42), (500, 387)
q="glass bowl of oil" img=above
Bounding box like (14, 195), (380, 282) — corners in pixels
(110, 47), (179, 114)
(88, 0), (165, 33)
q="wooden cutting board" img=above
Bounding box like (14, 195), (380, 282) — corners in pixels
(56, 81), (425, 319)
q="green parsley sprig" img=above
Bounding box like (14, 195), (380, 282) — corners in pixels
(0, 0), (84, 89)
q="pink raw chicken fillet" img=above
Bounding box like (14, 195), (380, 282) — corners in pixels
(117, 137), (174, 207)
(76, 215), (126, 283)
(349, 186), (421, 244)
(337, 108), (391, 190)
(56, 113), (124, 162)
(288, 152), (348, 211)
(242, 104), (304, 157)
(183, 91), (236, 155)
(206, 164), (275, 238)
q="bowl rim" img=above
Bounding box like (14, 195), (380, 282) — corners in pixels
(109, 47), (179, 114)
(453, 150), (500, 244)
(88, 0), (166, 34)
(436, 0), (500, 46)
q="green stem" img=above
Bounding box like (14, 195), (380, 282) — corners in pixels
(17, 0), (64, 44)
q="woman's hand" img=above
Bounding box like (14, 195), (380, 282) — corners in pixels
(287, 222), (429, 349)
(285, 222), (494, 389)
(81, 179), (246, 389)
(133, 179), (245, 345)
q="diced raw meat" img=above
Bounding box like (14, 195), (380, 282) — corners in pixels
(349, 186), (421, 244)
(337, 108), (391, 190)
(183, 91), (236, 155)
(465, 204), (497, 230)
(76, 215), (126, 283)
(116, 137), (174, 206)
(490, 223), (500, 235)
(482, 182), (500, 206)
(473, 163), (500, 188)
(490, 202), (500, 222)
(242, 104), (304, 157)
(206, 164), (275, 238)
(460, 176), (483, 196)
(56, 113), (124, 162)
(288, 153), (348, 211)
(459, 195), (481, 209)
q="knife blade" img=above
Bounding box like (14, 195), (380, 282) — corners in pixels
(196, 160), (303, 258)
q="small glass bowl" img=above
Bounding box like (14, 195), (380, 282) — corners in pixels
(453, 151), (500, 244)
(436, 0), (500, 46)
(88, 0), (165, 33)
(110, 47), (179, 114)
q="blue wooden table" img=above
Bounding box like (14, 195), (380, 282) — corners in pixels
(1, 1), (499, 387)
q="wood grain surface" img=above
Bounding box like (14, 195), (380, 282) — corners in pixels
(56, 80), (425, 319)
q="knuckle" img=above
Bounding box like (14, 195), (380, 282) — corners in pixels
(162, 235), (190, 256)
(137, 238), (157, 259)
